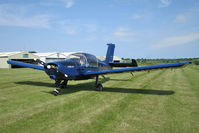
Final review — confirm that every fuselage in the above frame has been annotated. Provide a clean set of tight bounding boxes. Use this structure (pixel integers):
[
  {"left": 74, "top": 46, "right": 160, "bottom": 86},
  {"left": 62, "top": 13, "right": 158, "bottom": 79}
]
[{"left": 44, "top": 52, "right": 112, "bottom": 80}]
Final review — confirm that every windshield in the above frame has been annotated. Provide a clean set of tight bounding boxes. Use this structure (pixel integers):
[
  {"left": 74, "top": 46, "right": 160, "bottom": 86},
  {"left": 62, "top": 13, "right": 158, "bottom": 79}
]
[{"left": 65, "top": 53, "right": 98, "bottom": 67}]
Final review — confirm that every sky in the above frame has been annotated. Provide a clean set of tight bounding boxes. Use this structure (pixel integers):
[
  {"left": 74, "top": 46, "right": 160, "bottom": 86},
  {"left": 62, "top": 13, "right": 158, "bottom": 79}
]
[{"left": 0, "top": 0, "right": 199, "bottom": 59}]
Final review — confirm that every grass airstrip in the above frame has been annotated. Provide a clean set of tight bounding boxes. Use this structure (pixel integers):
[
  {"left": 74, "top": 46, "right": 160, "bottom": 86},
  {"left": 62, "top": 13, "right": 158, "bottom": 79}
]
[{"left": 0, "top": 65, "right": 198, "bottom": 132}]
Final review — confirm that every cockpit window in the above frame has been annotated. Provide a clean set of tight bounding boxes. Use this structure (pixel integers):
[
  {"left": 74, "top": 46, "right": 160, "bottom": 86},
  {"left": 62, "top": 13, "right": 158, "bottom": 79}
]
[
  {"left": 66, "top": 53, "right": 87, "bottom": 66},
  {"left": 65, "top": 53, "right": 98, "bottom": 67},
  {"left": 86, "top": 54, "right": 98, "bottom": 67}
]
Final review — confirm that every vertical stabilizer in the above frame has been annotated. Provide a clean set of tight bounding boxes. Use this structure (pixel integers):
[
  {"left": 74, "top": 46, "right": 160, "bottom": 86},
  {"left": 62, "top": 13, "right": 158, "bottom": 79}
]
[{"left": 105, "top": 43, "right": 115, "bottom": 63}]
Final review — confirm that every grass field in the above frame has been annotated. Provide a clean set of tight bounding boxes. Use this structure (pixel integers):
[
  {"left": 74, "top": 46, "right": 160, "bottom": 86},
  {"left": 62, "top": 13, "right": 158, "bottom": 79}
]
[{"left": 0, "top": 65, "right": 199, "bottom": 133}]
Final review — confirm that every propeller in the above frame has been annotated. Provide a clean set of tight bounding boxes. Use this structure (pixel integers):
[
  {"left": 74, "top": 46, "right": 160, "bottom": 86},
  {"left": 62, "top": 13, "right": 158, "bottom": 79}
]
[
  {"left": 34, "top": 59, "right": 46, "bottom": 66},
  {"left": 34, "top": 59, "right": 68, "bottom": 79},
  {"left": 34, "top": 59, "right": 52, "bottom": 69}
]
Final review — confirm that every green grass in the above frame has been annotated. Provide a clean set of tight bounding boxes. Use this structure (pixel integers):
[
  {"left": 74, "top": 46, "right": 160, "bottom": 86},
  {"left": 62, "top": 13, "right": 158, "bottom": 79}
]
[{"left": 0, "top": 65, "right": 199, "bottom": 133}]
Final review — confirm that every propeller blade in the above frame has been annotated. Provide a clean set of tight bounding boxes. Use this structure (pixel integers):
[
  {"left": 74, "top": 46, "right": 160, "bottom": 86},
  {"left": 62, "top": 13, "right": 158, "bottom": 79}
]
[{"left": 34, "top": 59, "right": 47, "bottom": 66}]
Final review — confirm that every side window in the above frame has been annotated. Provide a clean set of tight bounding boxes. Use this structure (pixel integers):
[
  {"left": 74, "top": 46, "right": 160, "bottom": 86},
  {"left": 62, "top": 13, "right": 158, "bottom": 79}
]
[
  {"left": 23, "top": 54, "right": 29, "bottom": 58},
  {"left": 87, "top": 55, "right": 98, "bottom": 67}
]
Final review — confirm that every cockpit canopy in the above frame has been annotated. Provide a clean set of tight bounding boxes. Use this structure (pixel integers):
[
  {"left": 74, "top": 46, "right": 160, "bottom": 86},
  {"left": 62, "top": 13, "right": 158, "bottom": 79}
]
[{"left": 61, "top": 53, "right": 98, "bottom": 67}]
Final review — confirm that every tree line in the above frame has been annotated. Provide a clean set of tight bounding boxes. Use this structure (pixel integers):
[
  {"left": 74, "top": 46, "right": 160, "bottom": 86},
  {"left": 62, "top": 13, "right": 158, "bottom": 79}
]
[{"left": 121, "top": 58, "right": 199, "bottom": 65}]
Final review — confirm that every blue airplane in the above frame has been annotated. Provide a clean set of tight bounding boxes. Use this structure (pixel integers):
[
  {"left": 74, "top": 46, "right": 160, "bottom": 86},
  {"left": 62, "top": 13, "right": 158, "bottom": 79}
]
[{"left": 7, "top": 44, "right": 191, "bottom": 96}]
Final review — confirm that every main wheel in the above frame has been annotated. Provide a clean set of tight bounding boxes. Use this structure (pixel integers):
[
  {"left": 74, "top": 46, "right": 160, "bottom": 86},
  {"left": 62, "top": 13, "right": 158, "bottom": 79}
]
[{"left": 96, "top": 84, "right": 103, "bottom": 91}]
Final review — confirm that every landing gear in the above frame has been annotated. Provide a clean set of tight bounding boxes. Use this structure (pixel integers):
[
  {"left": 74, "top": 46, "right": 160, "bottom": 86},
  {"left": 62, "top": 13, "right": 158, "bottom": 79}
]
[
  {"left": 53, "top": 88, "right": 60, "bottom": 96},
  {"left": 53, "top": 80, "right": 61, "bottom": 96},
  {"left": 53, "top": 80, "right": 69, "bottom": 96},
  {"left": 61, "top": 80, "right": 68, "bottom": 89},
  {"left": 96, "top": 83, "right": 103, "bottom": 91},
  {"left": 95, "top": 75, "right": 103, "bottom": 91}
]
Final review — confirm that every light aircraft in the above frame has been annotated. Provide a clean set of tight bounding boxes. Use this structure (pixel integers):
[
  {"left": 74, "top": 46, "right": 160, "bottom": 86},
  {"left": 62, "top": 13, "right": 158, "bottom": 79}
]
[{"left": 7, "top": 44, "right": 191, "bottom": 96}]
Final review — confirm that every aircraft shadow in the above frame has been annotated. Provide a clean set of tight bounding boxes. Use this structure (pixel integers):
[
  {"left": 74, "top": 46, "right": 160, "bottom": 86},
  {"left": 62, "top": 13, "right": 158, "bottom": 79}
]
[
  {"left": 108, "top": 79, "right": 130, "bottom": 81},
  {"left": 15, "top": 78, "right": 175, "bottom": 96},
  {"left": 15, "top": 81, "right": 53, "bottom": 87},
  {"left": 102, "top": 88, "right": 174, "bottom": 95}
]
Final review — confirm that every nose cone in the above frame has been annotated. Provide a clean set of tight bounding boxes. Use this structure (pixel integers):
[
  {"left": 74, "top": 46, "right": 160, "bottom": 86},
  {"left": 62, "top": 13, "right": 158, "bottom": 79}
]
[
  {"left": 47, "top": 65, "right": 51, "bottom": 69},
  {"left": 44, "top": 62, "right": 80, "bottom": 80}
]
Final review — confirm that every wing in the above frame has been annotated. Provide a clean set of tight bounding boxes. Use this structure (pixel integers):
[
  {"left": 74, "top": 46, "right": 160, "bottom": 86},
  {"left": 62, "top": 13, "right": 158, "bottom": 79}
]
[
  {"left": 7, "top": 60, "right": 44, "bottom": 71},
  {"left": 83, "top": 61, "right": 191, "bottom": 76}
]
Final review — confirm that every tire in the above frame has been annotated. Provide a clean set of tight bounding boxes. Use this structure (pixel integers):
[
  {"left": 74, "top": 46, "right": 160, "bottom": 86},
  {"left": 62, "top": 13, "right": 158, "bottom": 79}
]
[
  {"left": 53, "top": 91, "right": 59, "bottom": 96},
  {"left": 96, "top": 84, "right": 103, "bottom": 91}
]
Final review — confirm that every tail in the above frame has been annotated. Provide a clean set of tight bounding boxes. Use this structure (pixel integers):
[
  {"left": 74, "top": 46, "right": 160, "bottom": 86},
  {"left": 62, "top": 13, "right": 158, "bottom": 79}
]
[{"left": 105, "top": 43, "right": 115, "bottom": 63}]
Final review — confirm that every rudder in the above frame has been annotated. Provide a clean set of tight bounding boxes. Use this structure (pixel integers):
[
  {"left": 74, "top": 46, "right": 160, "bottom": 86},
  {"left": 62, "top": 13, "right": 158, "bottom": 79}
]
[{"left": 105, "top": 43, "right": 115, "bottom": 63}]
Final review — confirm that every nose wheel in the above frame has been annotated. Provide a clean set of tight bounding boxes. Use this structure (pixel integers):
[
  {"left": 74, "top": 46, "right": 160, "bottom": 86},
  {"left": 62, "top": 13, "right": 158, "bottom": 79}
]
[
  {"left": 53, "top": 80, "right": 61, "bottom": 96},
  {"left": 53, "top": 89, "right": 60, "bottom": 96}
]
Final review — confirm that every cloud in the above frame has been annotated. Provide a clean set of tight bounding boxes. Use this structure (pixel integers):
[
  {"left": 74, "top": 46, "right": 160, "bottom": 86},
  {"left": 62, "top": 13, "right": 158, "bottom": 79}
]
[
  {"left": 64, "top": 27, "right": 77, "bottom": 35},
  {"left": 57, "top": 19, "right": 98, "bottom": 35},
  {"left": 131, "top": 14, "right": 142, "bottom": 20},
  {"left": 104, "top": 27, "right": 136, "bottom": 42},
  {"left": 158, "top": 0, "right": 172, "bottom": 8},
  {"left": 174, "top": 8, "right": 199, "bottom": 23},
  {"left": 63, "top": 0, "right": 75, "bottom": 8},
  {"left": 84, "top": 36, "right": 97, "bottom": 41},
  {"left": 114, "top": 27, "right": 135, "bottom": 37},
  {"left": 39, "top": 0, "right": 75, "bottom": 8},
  {"left": 39, "top": 2, "right": 54, "bottom": 7},
  {"left": 0, "top": 14, "right": 52, "bottom": 28},
  {"left": 154, "top": 33, "right": 199, "bottom": 48},
  {"left": 0, "top": 4, "right": 52, "bottom": 28},
  {"left": 174, "top": 14, "right": 188, "bottom": 23}
]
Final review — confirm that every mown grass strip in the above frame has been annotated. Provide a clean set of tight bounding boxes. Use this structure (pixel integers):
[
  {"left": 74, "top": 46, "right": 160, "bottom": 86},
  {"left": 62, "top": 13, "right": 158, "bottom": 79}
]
[
  {"left": 0, "top": 68, "right": 159, "bottom": 132},
  {"left": 161, "top": 68, "right": 199, "bottom": 133},
  {"left": 0, "top": 67, "right": 198, "bottom": 133},
  {"left": 63, "top": 70, "right": 167, "bottom": 133}
]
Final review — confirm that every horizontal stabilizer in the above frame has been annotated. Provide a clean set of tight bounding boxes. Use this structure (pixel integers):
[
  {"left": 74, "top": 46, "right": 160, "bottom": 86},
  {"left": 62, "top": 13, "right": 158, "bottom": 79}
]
[
  {"left": 109, "top": 59, "right": 138, "bottom": 67},
  {"left": 7, "top": 60, "right": 44, "bottom": 71}
]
